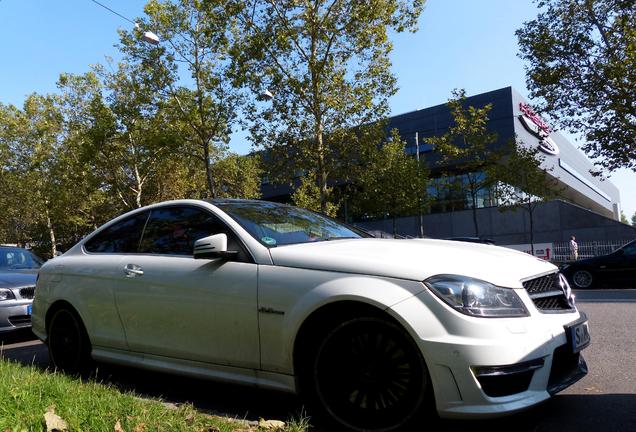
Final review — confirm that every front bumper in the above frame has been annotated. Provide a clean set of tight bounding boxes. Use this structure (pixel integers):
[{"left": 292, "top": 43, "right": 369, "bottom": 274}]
[
  {"left": 0, "top": 301, "right": 33, "bottom": 332},
  {"left": 390, "top": 291, "right": 590, "bottom": 419}
]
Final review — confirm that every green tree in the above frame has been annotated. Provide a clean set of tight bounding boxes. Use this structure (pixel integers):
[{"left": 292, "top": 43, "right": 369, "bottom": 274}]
[
  {"left": 620, "top": 211, "right": 629, "bottom": 224},
  {"left": 631, "top": 211, "right": 636, "bottom": 227},
  {"left": 98, "top": 61, "right": 182, "bottom": 209},
  {"left": 354, "top": 131, "right": 429, "bottom": 236},
  {"left": 291, "top": 172, "right": 338, "bottom": 217},
  {"left": 235, "top": 0, "right": 424, "bottom": 213},
  {"left": 0, "top": 95, "right": 67, "bottom": 256},
  {"left": 56, "top": 72, "right": 130, "bottom": 230},
  {"left": 517, "top": 0, "right": 636, "bottom": 173},
  {"left": 58, "top": 68, "right": 181, "bottom": 213},
  {"left": 119, "top": 0, "right": 244, "bottom": 197},
  {"left": 428, "top": 89, "right": 501, "bottom": 237},
  {"left": 489, "top": 142, "right": 562, "bottom": 256},
  {"left": 212, "top": 153, "right": 263, "bottom": 199}
]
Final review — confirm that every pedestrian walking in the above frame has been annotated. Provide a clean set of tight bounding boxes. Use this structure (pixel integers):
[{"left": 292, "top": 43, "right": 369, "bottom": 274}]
[{"left": 569, "top": 235, "right": 578, "bottom": 260}]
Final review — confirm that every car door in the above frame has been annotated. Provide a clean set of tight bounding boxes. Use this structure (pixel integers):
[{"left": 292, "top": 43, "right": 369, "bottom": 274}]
[
  {"left": 114, "top": 205, "right": 260, "bottom": 369},
  {"left": 612, "top": 242, "right": 636, "bottom": 287},
  {"left": 75, "top": 211, "right": 150, "bottom": 350},
  {"left": 594, "top": 243, "right": 636, "bottom": 287}
]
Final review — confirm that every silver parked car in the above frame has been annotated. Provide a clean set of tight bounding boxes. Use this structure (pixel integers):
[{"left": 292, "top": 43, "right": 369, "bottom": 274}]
[{"left": 0, "top": 246, "right": 42, "bottom": 332}]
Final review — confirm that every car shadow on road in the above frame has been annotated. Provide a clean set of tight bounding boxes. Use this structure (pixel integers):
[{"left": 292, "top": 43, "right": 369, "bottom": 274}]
[
  {"left": 0, "top": 328, "right": 37, "bottom": 346},
  {"left": 435, "top": 394, "right": 636, "bottom": 432},
  {"left": 2, "top": 336, "right": 635, "bottom": 432}
]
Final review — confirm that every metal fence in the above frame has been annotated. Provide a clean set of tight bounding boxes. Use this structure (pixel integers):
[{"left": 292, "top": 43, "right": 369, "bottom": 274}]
[{"left": 552, "top": 240, "right": 631, "bottom": 263}]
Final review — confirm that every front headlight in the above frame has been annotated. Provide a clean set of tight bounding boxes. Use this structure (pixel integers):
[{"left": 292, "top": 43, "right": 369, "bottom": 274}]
[
  {"left": 425, "top": 274, "right": 529, "bottom": 317},
  {"left": 0, "top": 288, "right": 16, "bottom": 301}
]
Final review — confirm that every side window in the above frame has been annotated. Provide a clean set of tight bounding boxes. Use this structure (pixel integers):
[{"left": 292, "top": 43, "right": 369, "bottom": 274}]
[
  {"left": 139, "top": 207, "right": 229, "bottom": 256},
  {"left": 622, "top": 242, "right": 636, "bottom": 257},
  {"left": 84, "top": 212, "right": 149, "bottom": 253}
]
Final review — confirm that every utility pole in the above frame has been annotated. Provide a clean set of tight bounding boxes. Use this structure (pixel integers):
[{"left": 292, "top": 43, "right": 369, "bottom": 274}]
[{"left": 416, "top": 132, "right": 424, "bottom": 238}]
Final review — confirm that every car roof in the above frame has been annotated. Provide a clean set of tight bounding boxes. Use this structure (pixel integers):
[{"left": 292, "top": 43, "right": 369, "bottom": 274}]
[{"left": 0, "top": 246, "right": 30, "bottom": 251}]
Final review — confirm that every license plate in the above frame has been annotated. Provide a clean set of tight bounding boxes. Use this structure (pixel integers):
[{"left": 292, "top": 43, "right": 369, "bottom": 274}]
[
  {"left": 27, "top": 304, "right": 32, "bottom": 315},
  {"left": 567, "top": 320, "right": 590, "bottom": 353}
]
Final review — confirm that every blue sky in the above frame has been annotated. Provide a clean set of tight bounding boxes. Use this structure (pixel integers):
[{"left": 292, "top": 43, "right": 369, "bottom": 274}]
[{"left": 1, "top": 0, "right": 634, "bottom": 219}]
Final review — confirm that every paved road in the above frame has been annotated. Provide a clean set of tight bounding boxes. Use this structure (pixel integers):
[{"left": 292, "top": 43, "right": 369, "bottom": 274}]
[{"left": 2, "top": 289, "right": 635, "bottom": 431}]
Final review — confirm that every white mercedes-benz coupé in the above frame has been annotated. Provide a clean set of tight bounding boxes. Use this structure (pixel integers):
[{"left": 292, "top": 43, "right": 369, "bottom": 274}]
[{"left": 32, "top": 199, "right": 590, "bottom": 431}]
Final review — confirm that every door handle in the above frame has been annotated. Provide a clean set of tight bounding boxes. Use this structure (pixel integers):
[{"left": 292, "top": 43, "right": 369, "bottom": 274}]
[{"left": 124, "top": 264, "right": 144, "bottom": 277}]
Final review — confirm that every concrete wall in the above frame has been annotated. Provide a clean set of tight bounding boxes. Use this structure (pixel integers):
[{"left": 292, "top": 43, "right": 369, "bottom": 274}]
[{"left": 357, "top": 200, "right": 636, "bottom": 244}]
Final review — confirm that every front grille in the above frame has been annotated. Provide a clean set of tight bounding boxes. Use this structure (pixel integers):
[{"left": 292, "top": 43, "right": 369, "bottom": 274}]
[
  {"left": 19, "top": 286, "right": 35, "bottom": 299},
  {"left": 523, "top": 273, "right": 574, "bottom": 313}
]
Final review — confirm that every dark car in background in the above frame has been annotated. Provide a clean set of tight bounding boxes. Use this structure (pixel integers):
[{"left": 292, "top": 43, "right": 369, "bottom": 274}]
[
  {"left": 0, "top": 246, "right": 43, "bottom": 332},
  {"left": 562, "top": 239, "right": 636, "bottom": 289}
]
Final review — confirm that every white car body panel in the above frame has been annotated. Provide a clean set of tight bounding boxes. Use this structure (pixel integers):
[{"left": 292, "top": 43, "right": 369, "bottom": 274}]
[
  {"left": 33, "top": 255, "right": 128, "bottom": 349},
  {"left": 91, "top": 346, "right": 295, "bottom": 393},
  {"left": 116, "top": 254, "right": 259, "bottom": 368},
  {"left": 31, "top": 199, "right": 589, "bottom": 422},
  {"left": 389, "top": 288, "right": 583, "bottom": 417},
  {"left": 269, "top": 238, "right": 554, "bottom": 287},
  {"left": 258, "top": 265, "right": 429, "bottom": 373}
]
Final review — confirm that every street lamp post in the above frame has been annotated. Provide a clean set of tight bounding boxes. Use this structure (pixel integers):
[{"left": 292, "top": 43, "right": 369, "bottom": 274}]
[{"left": 416, "top": 132, "right": 424, "bottom": 238}]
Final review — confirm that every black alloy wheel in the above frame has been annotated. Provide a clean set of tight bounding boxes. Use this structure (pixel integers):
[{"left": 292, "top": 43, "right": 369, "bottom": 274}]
[
  {"left": 572, "top": 270, "right": 593, "bottom": 289},
  {"left": 312, "top": 317, "right": 430, "bottom": 432},
  {"left": 48, "top": 308, "right": 92, "bottom": 374}
]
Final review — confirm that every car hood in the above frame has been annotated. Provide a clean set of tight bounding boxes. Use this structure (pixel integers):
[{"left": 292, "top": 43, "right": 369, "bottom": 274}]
[
  {"left": 269, "top": 238, "right": 556, "bottom": 287},
  {"left": 0, "top": 270, "right": 38, "bottom": 289}
]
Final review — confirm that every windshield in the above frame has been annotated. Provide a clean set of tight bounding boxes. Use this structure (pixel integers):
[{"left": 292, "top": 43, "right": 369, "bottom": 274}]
[
  {"left": 213, "top": 200, "right": 369, "bottom": 247},
  {"left": 0, "top": 248, "right": 43, "bottom": 270}
]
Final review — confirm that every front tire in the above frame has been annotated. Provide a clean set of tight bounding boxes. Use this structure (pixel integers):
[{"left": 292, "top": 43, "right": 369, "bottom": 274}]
[
  {"left": 48, "top": 308, "right": 93, "bottom": 374},
  {"left": 572, "top": 270, "right": 593, "bottom": 289},
  {"left": 309, "top": 317, "right": 431, "bottom": 432}
]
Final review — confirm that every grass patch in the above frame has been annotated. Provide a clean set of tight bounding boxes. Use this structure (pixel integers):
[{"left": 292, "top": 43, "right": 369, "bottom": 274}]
[{"left": 0, "top": 359, "right": 309, "bottom": 431}]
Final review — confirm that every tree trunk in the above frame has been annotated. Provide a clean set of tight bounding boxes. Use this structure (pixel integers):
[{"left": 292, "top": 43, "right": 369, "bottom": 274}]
[
  {"left": 392, "top": 214, "right": 397, "bottom": 237},
  {"left": 133, "top": 164, "right": 143, "bottom": 208},
  {"left": 528, "top": 203, "right": 535, "bottom": 256},
  {"left": 204, "top": 143, "right": 216, "bottom": 198},
  {"left": 44, "top": 200, "right": 57, "bottom": 258},
  {"left": 315, "top": 123, "right": 328, "bottom": 213},
  {"left": 471, "top": 193, "right": 480, "bottom": 237},
  {"left": 129, "top": 134, "right": 143, "bottom": 208}
]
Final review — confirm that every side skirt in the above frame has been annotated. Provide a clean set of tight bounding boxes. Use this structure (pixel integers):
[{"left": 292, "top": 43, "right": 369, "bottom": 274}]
[{"left": 91, "top": 346, "right": 297, "bottom": 394}]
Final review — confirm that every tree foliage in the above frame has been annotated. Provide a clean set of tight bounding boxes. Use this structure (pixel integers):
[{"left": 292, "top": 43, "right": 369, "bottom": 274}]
[
  {"left": 620, "top": 211, "right": 629, "bottom": 224},
  {"left": 291, "top": 172, "right": 339, "bottom": 217},
  {"left": 235, "top": 0, "right": 424, "bottom": 212},
  {"left": 119, "top": 0, "right": 245, "bottom": 197},
  {"left": 489, "top": 141, "right": 563, "bottom": 254},
  {"left": 428, "top": 89, "right": 501, "bottom": 236},
  {"left": 517, "top": 0, "right": 636, "bottom": 172},
  {"left": 354, "top": 131, "right": 429, "bottom": 235}
]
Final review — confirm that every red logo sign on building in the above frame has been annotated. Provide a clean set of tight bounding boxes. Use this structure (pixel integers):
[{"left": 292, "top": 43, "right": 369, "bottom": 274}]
[{"left": 518, "top": 102, "right": 560, "bottom": 155}]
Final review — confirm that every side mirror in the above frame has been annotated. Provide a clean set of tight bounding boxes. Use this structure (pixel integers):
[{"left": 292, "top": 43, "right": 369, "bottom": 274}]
[{"left": 193, "top": 234, "right": 238, "bottom": 260}]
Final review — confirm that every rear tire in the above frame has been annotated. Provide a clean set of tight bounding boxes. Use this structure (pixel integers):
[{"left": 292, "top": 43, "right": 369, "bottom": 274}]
[
  {"left": 305, "top": 316, "right": 432, "bottom": 432},
  {"left": 48, "top": 308, "right": 93, "bottom": 375},
  {"left": 572, "top": 270, "right": 593, "bottom": 289}
]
